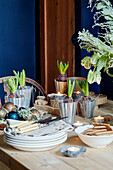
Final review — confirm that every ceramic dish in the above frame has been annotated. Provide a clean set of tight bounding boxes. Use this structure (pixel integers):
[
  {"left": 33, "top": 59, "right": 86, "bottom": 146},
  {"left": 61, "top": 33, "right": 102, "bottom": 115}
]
[
  {"left": 4, "top": 133, "right": 66, "bottom": 145},
  {"left": 4, "top": 134, "right": 67, "bottom": 151},
  {"left": 4, "top": 128, "right": 66, "bottom": 141},
  {"left": 4, "top": 134, "right": 67, "bottom": 147},
  {"left": 12, "top": 145, "right": 58, "bottom": 151},
  {"left": 75, "top": 125, "right": 113, "bottom": 148}
]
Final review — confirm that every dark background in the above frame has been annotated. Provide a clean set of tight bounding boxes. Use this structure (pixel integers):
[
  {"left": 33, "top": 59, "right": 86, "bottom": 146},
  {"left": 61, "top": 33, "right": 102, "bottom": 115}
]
[
  {"left": 75, "top": 0, "right": 113, "bottom": 99},
  {"left": 0, "top": 0, "right": 39, "bottom": 103},
  {"left": 75, "top": 0, "right": 100, "bottom": 94},
  {"left": 0, "top": 0, "right": 113, "bottom": 103}
]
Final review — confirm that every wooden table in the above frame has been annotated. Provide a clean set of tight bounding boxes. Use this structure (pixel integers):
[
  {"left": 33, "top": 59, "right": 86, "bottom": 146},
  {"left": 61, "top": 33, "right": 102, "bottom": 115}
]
[{"left": 1, "top": 101, "right": 113, "bottom": 170}]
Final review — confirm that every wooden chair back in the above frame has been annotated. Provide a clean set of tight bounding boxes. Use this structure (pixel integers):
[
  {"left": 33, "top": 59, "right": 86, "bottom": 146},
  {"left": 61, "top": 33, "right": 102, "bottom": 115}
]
[{"left": 0, "top": 76, "right": 47, "bottom": 97}]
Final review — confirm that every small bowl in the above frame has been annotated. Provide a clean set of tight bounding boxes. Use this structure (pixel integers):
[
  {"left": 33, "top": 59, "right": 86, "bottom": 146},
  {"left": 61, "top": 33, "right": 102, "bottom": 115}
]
[
  {"left": 75, "top": 125, "right": 113, "bottom": 148},
  {"left": 60, "top": 145, "right": 86, "bottom": 157}
]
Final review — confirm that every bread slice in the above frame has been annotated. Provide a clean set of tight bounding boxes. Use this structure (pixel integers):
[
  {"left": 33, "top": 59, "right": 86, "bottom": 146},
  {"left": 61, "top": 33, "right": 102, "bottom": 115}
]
[{"left": 92, "top": 123, "right": 113, "bottom": 131}]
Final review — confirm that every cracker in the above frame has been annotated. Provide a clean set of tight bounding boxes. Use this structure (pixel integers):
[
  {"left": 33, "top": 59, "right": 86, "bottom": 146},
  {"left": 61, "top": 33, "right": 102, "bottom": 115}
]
[
  {"left": 92, "top": 123, "right": 112, "bottom": 131},
  {"left": 93, "top": 126, "right": 106, "bottom": 129},
  {"left": 95, "top": 131, "right": 113, "bottom": 136},
  {"left": 84, "top": 129, "right": 107, "bottom": 135}
]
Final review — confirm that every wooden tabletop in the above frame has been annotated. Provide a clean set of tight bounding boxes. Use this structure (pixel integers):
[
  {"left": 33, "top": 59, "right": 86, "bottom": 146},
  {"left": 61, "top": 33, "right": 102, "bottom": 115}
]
[{"left": 0, "top": 101, "right": 113, "bottom": 170}]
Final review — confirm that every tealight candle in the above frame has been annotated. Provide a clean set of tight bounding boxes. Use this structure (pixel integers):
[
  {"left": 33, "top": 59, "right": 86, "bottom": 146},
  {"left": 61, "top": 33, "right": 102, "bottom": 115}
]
[
  {"left": 56, "top": 92, "right": 64, "bottom": 96},
  {"left": 60, "top": 145, "right": 86, "bottom": 157},
  {"left": 94, "top": 115, "right": 104, "bottom": 123},
  {"left": 76, "top": 91, "right": 81, "bottom": 95},
  {"left": 73, "top": 91, "right": 82, "bottom": 99},
  {"left": 68, "top": 147, "right": 80, "bottom": 152},
  {"left": 73, "top": 121, "right": 83, "bottom": 128},
  {"left": 48, "top": 92, "right": 66, "bottom": 99}
]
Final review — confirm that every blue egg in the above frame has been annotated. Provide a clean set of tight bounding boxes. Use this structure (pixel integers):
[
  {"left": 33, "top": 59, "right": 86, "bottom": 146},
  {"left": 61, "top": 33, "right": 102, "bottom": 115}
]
[{"left": 6, "top": 112, "right": 19, "bottom": 120}]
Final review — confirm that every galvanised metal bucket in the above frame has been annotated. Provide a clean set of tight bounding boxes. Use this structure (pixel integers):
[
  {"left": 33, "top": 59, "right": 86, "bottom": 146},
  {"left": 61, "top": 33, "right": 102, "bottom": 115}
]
[
  {"left": 79, "top": 100, "right": 96, "bottom": 118},
  {"left": 59, "top": 101, "right": 78, "bottom": 124},
  {"left": 5, "top": 95, "right": 24, "bottom": 108},
  {"left": 16, "top": 86, "right": 33, "bottom": 108}
]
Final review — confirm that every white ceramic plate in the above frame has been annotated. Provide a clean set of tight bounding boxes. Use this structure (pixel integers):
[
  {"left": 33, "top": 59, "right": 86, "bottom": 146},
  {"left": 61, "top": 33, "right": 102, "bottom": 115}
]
[
  {"left": 75, "top": 125, "right": 113, "bottom": 148},
  {"left": 13, "top": 145, "right": 58, "bottom": 151},
  {"left": 4, "top": 133, "right": 66, "bottom": 145},
  {"left": 4, "top": 128, "right": 66, "bottom": 141},
  {"left": 4, "top": 135, "right": 67, "bottom": 151}
]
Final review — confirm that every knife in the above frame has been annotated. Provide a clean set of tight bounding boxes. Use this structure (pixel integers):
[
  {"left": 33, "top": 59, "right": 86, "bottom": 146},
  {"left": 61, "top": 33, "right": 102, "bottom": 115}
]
[{"left": 38, "top": 116, "right": 68, "bottom": 124}]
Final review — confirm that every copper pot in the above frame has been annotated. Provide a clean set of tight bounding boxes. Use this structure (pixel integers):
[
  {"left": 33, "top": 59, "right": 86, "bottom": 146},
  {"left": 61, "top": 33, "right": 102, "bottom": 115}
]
[{"left": 54, "top": 79, "right": 67, "bottom": 94}]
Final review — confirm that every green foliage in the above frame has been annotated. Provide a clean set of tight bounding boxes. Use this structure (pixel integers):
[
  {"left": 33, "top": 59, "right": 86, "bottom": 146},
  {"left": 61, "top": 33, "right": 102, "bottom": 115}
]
[
  {"left": 2, "top": 77, "right": 18, "bottom": 94},
  {"left": 13, "top": 69, "right": 26, "bottom": 88},
  {"left": 68, "top": 79, "right": 75, "bottom": 98},
  {"left": 76, "top": 80, "right": 89, "bottom": 97},
  {"left": 77, "top": 0, "right": 113, "bottom": 84},
  {"left": 57, "top": 60, "right": 69, "bottom": 74}
]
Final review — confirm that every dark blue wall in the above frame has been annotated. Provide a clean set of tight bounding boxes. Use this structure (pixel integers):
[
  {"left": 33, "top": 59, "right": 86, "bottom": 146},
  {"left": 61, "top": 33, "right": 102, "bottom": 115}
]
[
  {"left": 81, "top": 0, "right": 100, "bottom": 94},
  {"left": 0, "top": 0, "right": 36, "bottom": 103}
]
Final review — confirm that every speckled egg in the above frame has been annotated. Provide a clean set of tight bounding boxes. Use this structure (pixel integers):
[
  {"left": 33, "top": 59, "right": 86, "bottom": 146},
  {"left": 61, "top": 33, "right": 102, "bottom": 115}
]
[
  {"left": 0, "top": 108, "right": 7, "bottom": 119},
  {"left": 3, "top": 102, "right": 17, "bottom": 112}
]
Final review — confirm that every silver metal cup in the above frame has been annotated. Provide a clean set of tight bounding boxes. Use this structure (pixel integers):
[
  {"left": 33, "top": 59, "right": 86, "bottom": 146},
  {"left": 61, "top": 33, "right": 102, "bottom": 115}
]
[
  {"left": 16, "top": 86, "right": 32, "bottom": 108},
  {"left": 79, "top": 100, "right": 96, "bottom": 118},
  {"left": 59, "top": 101, "right": 78, "bottom": 124}
]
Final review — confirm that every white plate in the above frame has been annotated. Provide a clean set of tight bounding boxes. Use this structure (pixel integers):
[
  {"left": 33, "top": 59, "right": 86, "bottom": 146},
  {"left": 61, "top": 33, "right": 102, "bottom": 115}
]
[
  {"left": 4, "top": 133, "right": 66, "bottom": 145},
  {"left": 4, "top": 134, "right": 67, "bottom": 147},
  {"left": 4, "top": 135, "right": 67, "bottom": 151},
  {"left": 4, "top": 128, "right": 66, "bottom": 141},
  {"left": 13, "top": 145, "right": 58, "bottom": 151}
]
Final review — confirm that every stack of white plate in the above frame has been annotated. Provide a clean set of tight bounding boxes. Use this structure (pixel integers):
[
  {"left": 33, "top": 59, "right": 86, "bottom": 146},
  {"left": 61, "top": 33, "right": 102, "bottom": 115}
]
[{"left": 4, "top": 128, "right": 67, "bottom": 151}]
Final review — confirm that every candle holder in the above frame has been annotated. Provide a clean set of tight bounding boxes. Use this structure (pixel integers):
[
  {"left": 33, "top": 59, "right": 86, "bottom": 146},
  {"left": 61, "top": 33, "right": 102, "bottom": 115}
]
[
  {"left": 47, "top": 93, "right": 66, "bottom": 108},
  {"left": 73, "top": 91, "right": 83, "bottom": 100},
  {"left": 94, "top": 116, "right": 104, "bottom": 123},
  {"left": 72, "top": 121, "right": 89, "bottom": 128},
  {"left": 60, "top": 145, "right": 86, "bottom": 157}
]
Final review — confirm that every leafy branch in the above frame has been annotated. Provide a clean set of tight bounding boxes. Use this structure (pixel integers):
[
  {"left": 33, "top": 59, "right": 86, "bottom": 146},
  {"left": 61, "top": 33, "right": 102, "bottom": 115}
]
[{"left": 77, "top": 0, "right": 113, "bottom": 84}]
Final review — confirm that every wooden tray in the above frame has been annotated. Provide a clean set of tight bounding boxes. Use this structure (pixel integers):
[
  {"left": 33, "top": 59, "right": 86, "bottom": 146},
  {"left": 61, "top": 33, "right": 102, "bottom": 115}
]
[
  {"left": 94, "top": 94, "right": 107, "bottom": 110},
  {"left": 34, "top": 104, "right": 60, "bottom": 115}
]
